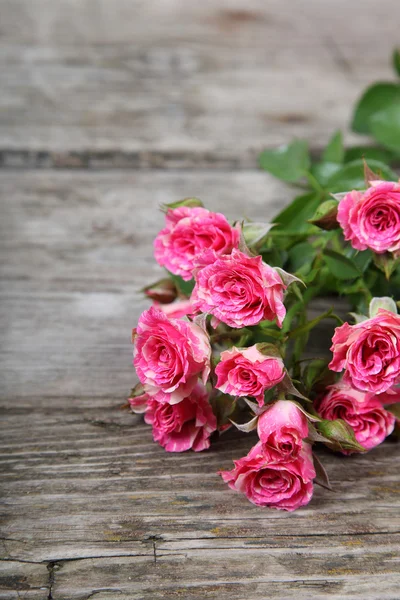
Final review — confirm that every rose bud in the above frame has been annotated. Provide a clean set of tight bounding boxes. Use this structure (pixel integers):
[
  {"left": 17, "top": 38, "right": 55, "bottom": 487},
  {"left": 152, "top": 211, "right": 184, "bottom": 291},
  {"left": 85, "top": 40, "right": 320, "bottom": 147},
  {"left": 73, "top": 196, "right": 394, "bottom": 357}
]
[
  {"left": 337, "top": 180, "right": 400, "bottom": 254},
  {"left": 315, "top": 382, "right": 395, "bottom": 453},
  {"left": 215, "top": 345, "right": 285, "bottom": 407},
  {"left": 144, "top": 278, "right": 177, "bottom": 304},
  {"left": 128, "top": 383, "right": 150, "bottom": 414},
  {"left": 220, "top": 442, "right": 315, "bottom": 511},
  {"left": 144, "top": 383, "right": 217, "bottom": 452},
  {"left": 308, "top": 199, "right": 340, "bottom": 230},
  {"left": 133, "top": 307, "right": 211, "bottom": 404},
  {"left": 257, "top": 400, "right": 309, "bottom": 461},
  {"left": 192, "top": 248, "right": 287, "bottom": 328},
  {"left": 329, "top": 309, "right": 400, "bottom": 394},
  {"left": 154, "top": 206, "right": 240, "bottom": 281}
]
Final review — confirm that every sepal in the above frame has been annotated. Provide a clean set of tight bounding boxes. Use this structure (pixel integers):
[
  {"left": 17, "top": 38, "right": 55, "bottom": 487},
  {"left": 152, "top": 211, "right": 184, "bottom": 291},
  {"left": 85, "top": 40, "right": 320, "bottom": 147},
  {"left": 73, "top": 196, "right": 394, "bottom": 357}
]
[
  {"left": 313, "top": 453, "right": 333, "bottom": 491},
  {"left": 373, "top": 253, "right": 400, "bottom": 280},
  {"left": 242, "top": 221, "right": 275, "bottom": 248},
  {"left": 308, "top": 199, "right": 339, "bottom": 230},
  {"left": 274, "top": 267, "right": 305, "bottom": 288},
  {"left": 316, "top": 419, "right": 365, "bottom": 453},
  {"left": 161, "top": 197, "right": 203, "bottom": 211},
  {"left": 369, "top": 296, "right": 398, "bottom": 318}
]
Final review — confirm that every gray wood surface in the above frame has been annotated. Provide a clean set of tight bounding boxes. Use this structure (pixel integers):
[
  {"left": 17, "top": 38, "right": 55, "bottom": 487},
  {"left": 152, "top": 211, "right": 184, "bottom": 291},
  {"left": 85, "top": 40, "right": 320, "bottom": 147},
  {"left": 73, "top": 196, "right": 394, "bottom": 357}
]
[
  {"left": 1, "top": 2, "right": 400, "bottom": 599},
  {"left": 1, "top": 0, "right": 400, "bottom": 167}
]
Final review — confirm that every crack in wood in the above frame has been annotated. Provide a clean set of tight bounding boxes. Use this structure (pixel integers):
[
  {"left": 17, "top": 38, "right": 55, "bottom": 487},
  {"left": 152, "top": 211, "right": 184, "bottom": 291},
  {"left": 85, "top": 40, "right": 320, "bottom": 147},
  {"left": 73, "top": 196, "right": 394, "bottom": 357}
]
[{"left": 47, "top": 561, "right": 58, "bottom": 600}]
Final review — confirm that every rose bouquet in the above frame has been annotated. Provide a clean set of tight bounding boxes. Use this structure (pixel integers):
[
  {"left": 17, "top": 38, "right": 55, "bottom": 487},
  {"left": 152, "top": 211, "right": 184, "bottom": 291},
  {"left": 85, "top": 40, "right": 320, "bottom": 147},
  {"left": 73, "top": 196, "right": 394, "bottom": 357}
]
[{"left": 129, "top": 54, "right": 400, "bottom": 512}]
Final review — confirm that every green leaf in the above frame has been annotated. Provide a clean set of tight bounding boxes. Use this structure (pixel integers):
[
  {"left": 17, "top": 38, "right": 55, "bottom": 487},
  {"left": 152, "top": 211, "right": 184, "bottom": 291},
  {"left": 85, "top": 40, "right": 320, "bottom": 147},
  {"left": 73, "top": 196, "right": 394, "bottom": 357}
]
[
  {"left": 273, "top": 192, "right": 321, "bottom": 233},
  {"left": 209, "top": 393, "right": 236, "bottom": 429},
  {"left": 370, "top": 104, "right": 400, "bottom": 153},
  {"left": 322, "top": 131, "right": 344, "bottom": 164},
  {"left": 311, "top": 162, "right": 342, "bottom": 187},
  {"left": 344, "top": 146, "right": 396, "bottom": 164},
  {"left": 393, "top": 48, "right": 400, "bottom": 77},
  {"left": 287, "top": 308, "right": 334, "bottom": 340},
  {"left": 325, "top": 159, "right": 398, "bottom": 193},
  {"left": 259, "top": 140, "right": 311, "bottom": 182},
  {"left": 167, "top": 272, "right": 195, "bottom": 297},
  {"left": 346, "top": 248, "right": 373, "bottom": 273},
  {"left": 351, "top": 82, "right": 400, "bottom": 134},
  {"left": 287, "top": 242, "right": 315, "bottom": 272},
  {"left": 303, "top": 358, "right": 330, "bottom": 393},
  {"left": 323, "top": 249, "right": 361, "bottom": 280}
]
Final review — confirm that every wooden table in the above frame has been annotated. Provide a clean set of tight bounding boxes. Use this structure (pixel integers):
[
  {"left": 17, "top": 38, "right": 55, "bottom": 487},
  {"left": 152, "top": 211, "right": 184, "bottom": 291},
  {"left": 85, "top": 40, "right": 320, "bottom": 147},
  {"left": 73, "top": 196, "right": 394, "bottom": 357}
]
[{"left": 1, "top": 1, "right": 399, "bottom": 598}]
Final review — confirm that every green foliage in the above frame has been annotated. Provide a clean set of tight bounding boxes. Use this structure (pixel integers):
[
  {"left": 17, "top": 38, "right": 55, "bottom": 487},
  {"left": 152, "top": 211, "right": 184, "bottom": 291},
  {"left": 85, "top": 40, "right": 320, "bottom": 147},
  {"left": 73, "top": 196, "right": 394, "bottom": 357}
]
[
  {"left": 344, "top": 146, "right": 395, "bottom": 164},
  {"left": 351, "top": 82, "right": 400, "bottom": 134},
  {"left": 324, "top": 159, "right": 398, "bottom": 192},
  {"left": 259, "top": 140, "right": 310, "bottom": 182},
  {"left": 322, "top": 249, "right": 361, "bottom": 280},
  {"left": 167, "top": 272, "right": 195, "bottom": 297},
  {"left": 369, "top": 104, "right": 400, "bottom": 153},
  {"left": 272, "top": 192, "right": 320, "bottom": 233},
  {"left": 393, "top": 48, "right": 400, "bottom": 77},
  {"left": 322, "top": 130, "right": 344, "bottom": 164}
]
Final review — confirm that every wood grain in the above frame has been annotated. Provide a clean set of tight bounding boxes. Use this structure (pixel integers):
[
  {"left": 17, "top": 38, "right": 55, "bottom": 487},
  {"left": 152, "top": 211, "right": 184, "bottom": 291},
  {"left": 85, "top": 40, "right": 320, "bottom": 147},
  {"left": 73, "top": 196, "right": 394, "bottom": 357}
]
[
  {"left": 0, "top": 0, "right": 400, "bottom": 166},
  {"left": 1, "top": 1, "right": 400, "bottom": 597},
  {"left": 1, "top": 171, "right": 399, "bottom": 598}
]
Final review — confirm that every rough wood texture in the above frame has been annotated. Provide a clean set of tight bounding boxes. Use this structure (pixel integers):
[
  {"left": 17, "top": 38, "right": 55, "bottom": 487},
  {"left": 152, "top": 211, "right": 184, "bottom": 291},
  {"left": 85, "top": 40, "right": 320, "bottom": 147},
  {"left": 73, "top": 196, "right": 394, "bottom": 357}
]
[
  {"left": 1, "top": 0, "right": 400, "bottom": 167},
  {"left": 1, "top": 1, "right": 400, "bottom": 598},
  {"left": 1, "top": 172, "right": 399, "bottom": 598}
]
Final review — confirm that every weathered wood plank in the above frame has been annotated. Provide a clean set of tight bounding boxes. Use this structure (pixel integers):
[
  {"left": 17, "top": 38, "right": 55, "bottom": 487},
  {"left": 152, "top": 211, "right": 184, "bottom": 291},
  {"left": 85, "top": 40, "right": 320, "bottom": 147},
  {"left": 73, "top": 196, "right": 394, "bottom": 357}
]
[
  {"left": 1, "top": 397, "right": 399, "bottom": 596},
  {"left": 1, "top": 170, "right": 399, "bottom": 597},
  {"left": 49, "top": 555, "right": 400, "bottom": 600},
  {"left": 0, "top": 0, "right": 399, "bottom": 165},
  {"left": 0, "top": 169, "right": 321, "bottom": 398},
  {"left": 0, "top": 559, "right": 49, "bottom": 599}
]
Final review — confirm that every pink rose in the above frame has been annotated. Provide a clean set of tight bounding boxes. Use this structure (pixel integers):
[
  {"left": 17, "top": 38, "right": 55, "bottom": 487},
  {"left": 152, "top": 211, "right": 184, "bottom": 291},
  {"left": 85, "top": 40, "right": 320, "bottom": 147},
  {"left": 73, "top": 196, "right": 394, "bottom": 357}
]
[
  {"left": 220, "top": 442, "right": 315, "bottom": 511},
  {"left": 337, "top": 180, "right": 400, "bottom": 254},
  {"left": 144, "top": 383, "right": 217, "bottom": 452},
  {"left": 315, "top": 382, "right": 395, "bottom": 452},
  {"left": 154, "top": 206, "right": 240, "bottom": 281},
  {"left": 215, "top": 345, "right": 285, "bottom": 406},
  {"left": 257, "top": 400, "right": 309, "bottom": 461},
  {"left": 192, "top": 249, "right": 286, "bottom": 328},
  {"left": 133, "top": 307, "right": 211, "bottom": 404},
  {"left": 329, "top": 309, "right": 400, "bottom": 394},
  {"left": 377, "top": 386, "right": 400, "bottom": 406},
  {"left": 153, "top": 299, "right": 197, "bottom": 319},
  {"left": 128, "top": 391, "right": 150, "bottom": 414}
]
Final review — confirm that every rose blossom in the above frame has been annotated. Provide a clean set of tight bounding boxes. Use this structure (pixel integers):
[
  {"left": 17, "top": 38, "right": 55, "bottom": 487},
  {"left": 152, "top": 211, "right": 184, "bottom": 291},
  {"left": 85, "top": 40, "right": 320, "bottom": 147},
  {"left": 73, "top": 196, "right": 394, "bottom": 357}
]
[
  {"left": 315, "top": 382, "right": 395, "bottom": 452},
  {"left": 128, "top": 391, "right": 150, "bottom": 414},
  {"left": 337, "top": 180, "right": 400, "bottom": 254},
  {"left": 153, "top": 299, "right": 197, "bottom": 319},
  {"left": 144, "top": 383, "right": 217, "bottom": 452},
  {"left": 154, "top": 206, "right": 239, "bottom": 281},
  {"left": 377, "top": 386, "right": 400, "bottom": 406},
  {"left": 257, "top": 400, "right": 309, "bottom": 461},
  {"left": 329, "top": 309, "right": 400, "bottom": 394},
  {"left": 192, "top": 248, "right": 286, "bottom": 328},
  {"left": 220, "top": 442, "right": 315, "bottom": 511},
  {"left": 215, "top": 345, "right": 285, "bottom": 406},
  {"left": 133, "top": 307, "right": 211, "bottom": 404}
]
